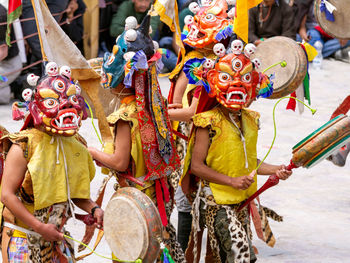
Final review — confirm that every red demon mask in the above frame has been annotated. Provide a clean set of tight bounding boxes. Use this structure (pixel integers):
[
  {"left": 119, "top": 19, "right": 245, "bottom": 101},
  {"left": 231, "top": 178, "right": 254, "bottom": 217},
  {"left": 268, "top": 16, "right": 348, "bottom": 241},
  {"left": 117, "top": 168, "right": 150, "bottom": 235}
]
[
  {"left": 206, "top": 53, "right": 261, "bottom": 110},
  {"left": 28, "top": 74, "right": 84, "bottom": 136}
]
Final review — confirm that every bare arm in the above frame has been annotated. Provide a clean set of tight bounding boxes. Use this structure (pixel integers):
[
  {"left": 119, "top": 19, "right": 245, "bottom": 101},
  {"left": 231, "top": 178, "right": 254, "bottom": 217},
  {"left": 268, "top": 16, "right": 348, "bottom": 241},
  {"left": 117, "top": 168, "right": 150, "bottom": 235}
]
[
  {"left": 256, "top": 159, "right": 292, "bottom": 180},
  {"left": 168, "top": 97, "right": 198, "bottom": 122},
  {"left": 1, "top": 144, "right": 63, "bottom": 241},
  {"left": 191, "top": 127, "right": 255, "bottom": 190},
  {"left": 172, "top": 71, "right": 189, "bottom": 104},
  {"left": 89, "top": 120, "right": 131, "bottom": 172},
  {"left": 298, "top": 15, "right": 310, "bottom": 42},
  {"left": 73, "top": 198, "right": 103, "bottom": 229},
  {"left": 0, "top": 44, "right": 8, "bottom": 61}
]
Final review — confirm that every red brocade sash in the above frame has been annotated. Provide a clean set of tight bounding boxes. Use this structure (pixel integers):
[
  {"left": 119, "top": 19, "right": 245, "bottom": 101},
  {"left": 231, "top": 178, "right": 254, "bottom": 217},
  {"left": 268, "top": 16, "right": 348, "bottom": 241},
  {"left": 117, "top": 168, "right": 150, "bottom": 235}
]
[{"left": 134, "top": 66, "right": 180, "bottom": 225}]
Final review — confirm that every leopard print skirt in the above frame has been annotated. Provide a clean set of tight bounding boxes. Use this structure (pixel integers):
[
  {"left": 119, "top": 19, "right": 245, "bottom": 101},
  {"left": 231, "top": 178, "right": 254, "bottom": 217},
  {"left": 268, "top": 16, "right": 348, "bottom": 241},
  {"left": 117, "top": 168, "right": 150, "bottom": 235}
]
[{"left": 191, "top": 187, "right": 254, "bottom": 263}]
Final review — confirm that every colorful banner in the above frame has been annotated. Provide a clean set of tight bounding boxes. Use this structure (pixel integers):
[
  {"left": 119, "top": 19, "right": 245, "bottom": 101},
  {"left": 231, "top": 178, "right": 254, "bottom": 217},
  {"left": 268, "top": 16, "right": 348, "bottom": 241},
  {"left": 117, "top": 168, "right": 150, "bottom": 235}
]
[
  {"left": 6, "top": 0, "right": 22, "bottom": 46},
  {"left": 234, "top": 0, "right": 262, "bottom": 43}
]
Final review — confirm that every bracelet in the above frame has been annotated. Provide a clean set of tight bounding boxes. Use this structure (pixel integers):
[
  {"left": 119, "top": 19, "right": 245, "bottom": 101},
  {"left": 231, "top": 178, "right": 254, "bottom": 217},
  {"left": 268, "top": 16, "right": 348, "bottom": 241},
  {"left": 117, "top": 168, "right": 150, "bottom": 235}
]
[
  {"left": 260, "top": 38, "right": 264, "bottom": 41},
  {"left": 91, "top": 205, "right": 100, "bottom": 217}
]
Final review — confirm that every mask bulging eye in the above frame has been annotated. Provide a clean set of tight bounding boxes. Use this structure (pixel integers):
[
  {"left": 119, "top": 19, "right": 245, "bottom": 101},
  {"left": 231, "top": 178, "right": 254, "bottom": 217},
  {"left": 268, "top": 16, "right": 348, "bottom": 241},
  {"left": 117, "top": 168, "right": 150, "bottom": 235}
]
[
  {"left": 232, "top": 58, "right": 243, "bottom": 71},
  {"left": 54, "top": 80, "right": 65, "bottom": 92},
  {"left": 43, "top": 98, "right": 59, "bottom": 109},
  {"left": 69, "top": 95, "right": 79, "bottom": 104},
  {"left": 219, "top": 72, "right": 232, "bottom": 82},
  {"left": 242, "top": 73, "right": 251, "bottom": 83},
  {"left": 205, "top": 13, "right": 215, "bottom": 22}
]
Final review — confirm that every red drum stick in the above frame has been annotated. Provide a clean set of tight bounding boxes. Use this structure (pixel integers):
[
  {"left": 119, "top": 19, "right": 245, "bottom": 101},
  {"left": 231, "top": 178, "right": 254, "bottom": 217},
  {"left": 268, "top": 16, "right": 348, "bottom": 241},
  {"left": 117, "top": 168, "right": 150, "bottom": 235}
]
[{"left": 237, "top": 161, "right": 297, "bottom": 212}]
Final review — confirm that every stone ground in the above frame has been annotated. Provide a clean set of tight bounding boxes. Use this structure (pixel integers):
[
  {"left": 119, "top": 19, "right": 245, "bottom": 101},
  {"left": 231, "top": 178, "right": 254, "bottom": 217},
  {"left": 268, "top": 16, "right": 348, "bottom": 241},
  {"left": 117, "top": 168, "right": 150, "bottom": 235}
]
[{"left": 0, "top": 58, "right": 349, "bottom": 262}]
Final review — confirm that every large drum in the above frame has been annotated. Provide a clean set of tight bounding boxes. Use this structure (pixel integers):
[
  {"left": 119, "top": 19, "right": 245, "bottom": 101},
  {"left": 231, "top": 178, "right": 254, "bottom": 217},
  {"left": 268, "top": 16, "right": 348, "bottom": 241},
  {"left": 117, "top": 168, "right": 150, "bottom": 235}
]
[
  {"left": 314, "top": 0, "right": 350, "bottom": 39},
  {"left": 292, "top": 114, "right": 350, "bottom": 168},
  {"left": 252, "top": 36, "right": 307, "bottom": 99},
  {"left": 104, "top": 187, "right": 163, "bottom": 263},
  {"left": 239, "top": 114, "right": 350, "bottom": 211},
  {"left": 82, "top": 58, "right": 118, "bottom": 118}
]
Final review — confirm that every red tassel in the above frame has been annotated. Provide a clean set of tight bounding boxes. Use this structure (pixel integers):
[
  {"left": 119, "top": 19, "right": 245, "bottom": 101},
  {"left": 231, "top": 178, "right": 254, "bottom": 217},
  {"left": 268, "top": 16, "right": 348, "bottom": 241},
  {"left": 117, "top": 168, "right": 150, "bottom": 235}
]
[
  {"left": 160, "top": 178, "right": 170, "bottom": 203},
  {"left": 286, "top": 92, "right": 297, "bottom": 111},
  {"left": 155, "top": 180, "right": 168, "bottom": 226},
  {"left": 330, "top": 95, "right": 350, "bottom": 120}
]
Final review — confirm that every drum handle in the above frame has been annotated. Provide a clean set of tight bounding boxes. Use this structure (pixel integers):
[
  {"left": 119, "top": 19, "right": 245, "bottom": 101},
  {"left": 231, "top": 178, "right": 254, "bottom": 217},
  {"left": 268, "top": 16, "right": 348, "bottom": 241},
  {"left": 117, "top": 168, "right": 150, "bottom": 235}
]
[{"left": 237, "top": 160, "right": 297, "bottom": 212}]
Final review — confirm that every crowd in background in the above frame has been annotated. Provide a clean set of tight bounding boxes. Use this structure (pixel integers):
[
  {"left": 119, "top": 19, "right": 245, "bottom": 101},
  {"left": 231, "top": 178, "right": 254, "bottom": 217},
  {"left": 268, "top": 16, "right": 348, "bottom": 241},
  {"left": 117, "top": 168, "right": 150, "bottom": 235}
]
[{"left": 0, "top": 0, "right": 350, "bottom": 105}]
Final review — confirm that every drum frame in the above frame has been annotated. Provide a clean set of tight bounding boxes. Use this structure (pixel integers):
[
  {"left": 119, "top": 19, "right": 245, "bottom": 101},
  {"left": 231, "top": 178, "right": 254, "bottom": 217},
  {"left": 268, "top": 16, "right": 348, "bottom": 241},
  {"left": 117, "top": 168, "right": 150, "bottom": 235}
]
[
  {"left": 104, "top": 187, "right": 163, "bottom": 263},
  {"left": 252, "top": 36, "right": 307, "bottom": 99},
  {"left": 292, "top": 115, "right": 350, "bottom": 168},
  {"left": 314, "top": 0, "right": 350, "bottom": 39}
]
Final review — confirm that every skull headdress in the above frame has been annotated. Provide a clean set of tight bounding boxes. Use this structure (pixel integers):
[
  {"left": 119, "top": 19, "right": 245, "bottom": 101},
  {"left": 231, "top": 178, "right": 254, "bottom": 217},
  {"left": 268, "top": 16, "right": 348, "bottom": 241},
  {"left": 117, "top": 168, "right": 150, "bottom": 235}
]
[
  {"left": 20, "top": 63, "right": 87, "bottom": 136},
  {"left": 101, "top": 15, "right": 157, "bottom": 89},
  {"left": 185, "top": 41, "right": 274, "bottom": 110}
]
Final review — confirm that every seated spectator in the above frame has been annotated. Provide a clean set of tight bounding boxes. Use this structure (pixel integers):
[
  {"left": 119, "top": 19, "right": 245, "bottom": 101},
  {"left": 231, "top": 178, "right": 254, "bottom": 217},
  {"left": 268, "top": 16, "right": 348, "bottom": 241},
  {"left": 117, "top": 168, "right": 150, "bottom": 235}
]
[
  {"left": 109, "top": 0, "right": 161, "bottom": 40},
  {"left": 249, "top": 0, "right": 296, "bottom": 46},
  {"left": 295, "top": 0, "right": 350, "bottom": 59},
  {"left": 0, "top": 4, "right": 22, "bottom": 104}
]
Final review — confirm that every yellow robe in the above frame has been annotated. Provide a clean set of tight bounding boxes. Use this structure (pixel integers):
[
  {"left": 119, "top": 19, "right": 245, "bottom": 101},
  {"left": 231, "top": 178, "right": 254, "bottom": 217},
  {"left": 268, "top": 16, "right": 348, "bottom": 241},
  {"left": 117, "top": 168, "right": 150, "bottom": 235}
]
[
  {"left": 182, "top": 107, "right": 260, "bottom": 204},
  {"left": 0, "top": 128, "right": 95, "bottom": 228}
]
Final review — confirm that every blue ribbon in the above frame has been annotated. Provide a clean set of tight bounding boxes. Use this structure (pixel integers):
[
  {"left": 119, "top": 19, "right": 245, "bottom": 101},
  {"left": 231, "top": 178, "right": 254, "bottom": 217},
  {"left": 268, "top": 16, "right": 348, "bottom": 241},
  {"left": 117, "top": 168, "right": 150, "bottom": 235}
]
[{"left": 320, "top": 0, "right": 335, "bottom": 22}]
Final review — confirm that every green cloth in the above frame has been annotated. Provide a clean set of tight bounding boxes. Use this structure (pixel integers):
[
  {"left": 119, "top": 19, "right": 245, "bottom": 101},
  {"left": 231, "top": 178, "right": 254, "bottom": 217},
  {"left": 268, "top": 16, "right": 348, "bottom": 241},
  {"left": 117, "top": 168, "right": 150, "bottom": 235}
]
[
  {"left": 179, "top": 8, "right": 193, "bottom": 31},
  {"left": 109, "top": 0, "right": 160, "bottom": 39}
]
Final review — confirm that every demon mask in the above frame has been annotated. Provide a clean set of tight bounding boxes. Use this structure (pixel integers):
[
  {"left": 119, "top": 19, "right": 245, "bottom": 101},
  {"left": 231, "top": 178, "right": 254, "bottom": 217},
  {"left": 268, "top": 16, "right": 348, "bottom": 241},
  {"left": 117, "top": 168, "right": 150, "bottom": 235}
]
[
  {"left": 101, "top": 15, "right": 156, "bottom": 89},
  {"left": 182, "top": 0, "right": 234, "bottom": 50},
  {"left": 204, "top": 42, "right": 272, "bottom": 110},
  {"left": 25, "top": 64, "right": 85, "bottom": 136}
]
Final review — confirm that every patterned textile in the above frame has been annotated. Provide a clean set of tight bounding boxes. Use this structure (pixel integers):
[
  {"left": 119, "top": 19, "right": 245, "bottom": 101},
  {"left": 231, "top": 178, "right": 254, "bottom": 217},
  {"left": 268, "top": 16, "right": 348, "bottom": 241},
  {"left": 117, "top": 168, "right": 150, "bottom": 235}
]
[
  {"left": 148, "top": 66, "right": 174, "bottom": 164},
  {"left": 8, "top": 237, "right": 29, "bottom": 263},
  {"left": 134, "top": 68, "right": 179, "bottom": 181}
]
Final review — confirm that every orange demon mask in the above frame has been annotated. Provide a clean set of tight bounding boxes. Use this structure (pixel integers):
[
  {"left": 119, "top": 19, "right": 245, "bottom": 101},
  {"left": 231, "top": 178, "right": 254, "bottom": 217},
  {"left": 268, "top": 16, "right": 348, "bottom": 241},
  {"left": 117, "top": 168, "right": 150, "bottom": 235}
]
[
  {"left": 182, "top": 0, "right": 234, "bottom": 50},
  {"left": 201, "top": 41, "right": 273, "bottom": 110}
]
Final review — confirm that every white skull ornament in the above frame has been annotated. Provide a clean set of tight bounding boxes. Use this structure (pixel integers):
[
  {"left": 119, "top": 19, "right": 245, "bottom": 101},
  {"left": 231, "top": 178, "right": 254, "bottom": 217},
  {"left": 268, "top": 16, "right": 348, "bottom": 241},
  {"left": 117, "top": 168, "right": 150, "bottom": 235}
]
[
  {"left": 27, "top": 73, "right": 40, "bottom": 86},
  {"left": 59, "top": 65, "right": 71, "bottom": 79},
  {"left": 226, "top": 0, "right": 236, "bottom": 5},
  {"left": 213, "top": 43, "right": 226, "bottom": 57},
  {"left": 231, "top": 40, "right": 244, "bottom": 55},
  {"left": 203, "top": 58, "right": 215, "bottom": 69},
  {"left": 251, "top": 58, "right": 261, "bottom": 69},
  {"left": 45, "top": 62, "right": 59, "bottom": 76},
  {"left": 189, "top": 2, "right": 200, "bottom": 14},
  {"left": 227, "top": 7, "right": 235, "bottom": 18},
  {"left": 184, "top": 15, "right": 194, "bottom": 25},
  {"left": 201, "top": 0, "right": 211, "bottom": 6},
  {"left": 124, "top": 29, "right": 137, "bottom": 42},
  {"left": 153, "top": 41, "right": 159, "bottom": 52},
  {"left": 75, "top": 83, "right": 82, "bottom": 95},
  {"left": 123, "top": 51, "right": 136, "bottom": 61},
  {"left": 244, "top": 43, "right": 256, "bottom": 58},
  {"left": 22, "top": 88, "right": 33, "bottom": 102},
  {"left": 125, "top": 16, "right": 138, "bottom": 30}
]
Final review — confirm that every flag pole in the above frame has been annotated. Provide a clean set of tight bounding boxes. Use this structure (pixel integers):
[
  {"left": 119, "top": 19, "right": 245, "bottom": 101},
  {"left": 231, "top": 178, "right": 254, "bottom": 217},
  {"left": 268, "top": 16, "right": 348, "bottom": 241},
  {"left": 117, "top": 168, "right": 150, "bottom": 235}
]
[{"left": 30, "top": 0, "right": 48, "bottom": 62}]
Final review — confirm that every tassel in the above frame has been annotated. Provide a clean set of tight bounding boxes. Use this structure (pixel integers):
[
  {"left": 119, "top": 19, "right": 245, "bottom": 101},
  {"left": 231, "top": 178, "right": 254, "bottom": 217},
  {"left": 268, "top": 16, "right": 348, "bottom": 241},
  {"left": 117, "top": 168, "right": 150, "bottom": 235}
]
[
  {"left": 320, "top": 0, "right": 336, "bottom": 22},
  {"left": 286, "top": 91, "right": 297, "bottom": 111},
  {"left": 303, "top": 73, "right": 311, "bottom": 105},
  {"left": 161, "top": 247, "right": 175, "bottom": 263}
]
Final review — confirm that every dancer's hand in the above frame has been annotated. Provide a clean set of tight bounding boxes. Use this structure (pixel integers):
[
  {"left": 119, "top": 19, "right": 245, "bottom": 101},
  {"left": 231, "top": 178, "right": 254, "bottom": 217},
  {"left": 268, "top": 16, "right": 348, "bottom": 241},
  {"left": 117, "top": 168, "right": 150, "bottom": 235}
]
[
  {"left": 276, "top": 165, "right": 292, "bottom": 180},
  {"left": 93, "top": 208, "right": 104, "bottom": 229},
  {"left": 88, "top": 147, "right": 103, "bottom": 166},
  {"left": 35, "top": 223, "right": 64, "bottom": 242},
  {"left": 168, "top": 103, "right": 183, "bottom": 109},
  {"left": 231, "top": 171, "right": 255, "bottom": 190}
]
